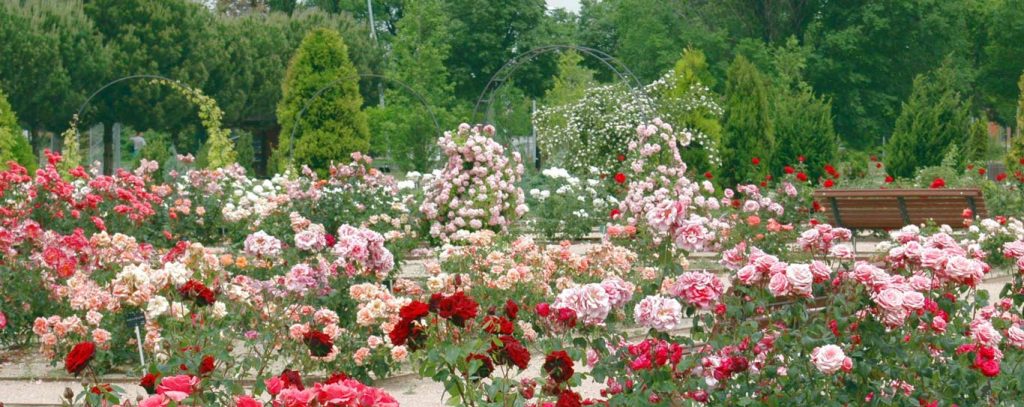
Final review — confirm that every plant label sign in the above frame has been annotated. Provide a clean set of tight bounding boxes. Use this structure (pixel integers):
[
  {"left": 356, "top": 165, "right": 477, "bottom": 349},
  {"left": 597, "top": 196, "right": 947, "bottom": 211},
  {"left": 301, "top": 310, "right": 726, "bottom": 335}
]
[{"left": 125, "top": 310, "right": 146, "bottom": 329}]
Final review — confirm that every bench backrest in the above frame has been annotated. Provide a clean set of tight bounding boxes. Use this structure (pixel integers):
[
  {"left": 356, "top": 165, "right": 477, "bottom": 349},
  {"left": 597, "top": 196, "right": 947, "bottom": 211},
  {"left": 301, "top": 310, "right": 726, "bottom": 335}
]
[{"left": 813, "top": 188, "right": 986, "bottom": 230}]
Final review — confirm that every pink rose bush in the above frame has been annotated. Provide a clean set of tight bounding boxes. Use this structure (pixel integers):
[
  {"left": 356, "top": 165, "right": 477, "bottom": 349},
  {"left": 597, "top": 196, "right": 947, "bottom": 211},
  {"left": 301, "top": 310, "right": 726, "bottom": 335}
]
[{"left": 420, "top": 124, "right": 527, "bottom": 242}]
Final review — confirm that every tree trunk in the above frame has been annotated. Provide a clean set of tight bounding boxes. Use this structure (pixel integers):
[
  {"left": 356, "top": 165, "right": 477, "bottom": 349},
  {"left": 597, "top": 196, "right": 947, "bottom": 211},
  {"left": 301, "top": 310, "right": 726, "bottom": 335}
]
[{"left": 103, "top": 121, "right": 113, "bottom": 175}]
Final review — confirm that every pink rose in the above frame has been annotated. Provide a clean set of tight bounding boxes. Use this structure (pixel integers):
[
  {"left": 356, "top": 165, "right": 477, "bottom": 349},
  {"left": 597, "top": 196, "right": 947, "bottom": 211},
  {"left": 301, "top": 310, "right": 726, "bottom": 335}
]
[
  {"left": 768, "top": 273, "right": 790, "bottom": 297},
  {"left": 810, "top": 344, "right": 846, "bottom": 374},
  {"left": 671, "top": 271, "right": 724, "bottom": 308},
  {"left": 908, "top": 275, "right": 932, "bottom": 291},
  {"left": 634, "top": 295, "right": 682, "bottom": 332},
  {"left": 736, "top": 265, "right": 761, "bottom": 285},
  {"left": 809, "top": 261, "right": 831, "bottom": 283},
  {"left": 279, "top": 388, "right": 316, "bottom": 407},
  {"left": 875, "top": 288, "right": 905, "bottom": 312},
  {"left": 156, "top": 375, "right": 198, "bottom": 402},
  {"left": 1006, "top": 325, "right": 1024, "bottom": 348},
  {"left": 785, "top": 264, "right": 813, "bottom": 297},
  {"left": 919, "top": 248, "right": 947, "bottom": 270},
  {"left": 139, "top": 395, "right": 169, "bottom": 407},
  {"left": 235, "top": 396, "right": 262, "bottom": 407},
  {"left": 265, "top": 376, "right": 284, "bottom": 395},
  {"left": 902, "top": 291, "right": 925, "bottom": 310},
  {"left": 601, "top": 276, "right": 636, "bottom": 308},
  {"left": 315, "top": 382, "right": 358, "bottom": 405}
]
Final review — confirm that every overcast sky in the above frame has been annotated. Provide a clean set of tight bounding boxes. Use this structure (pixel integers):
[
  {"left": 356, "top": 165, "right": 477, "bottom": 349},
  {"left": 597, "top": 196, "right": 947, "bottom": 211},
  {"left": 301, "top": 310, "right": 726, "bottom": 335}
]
[{"left": 546, "top": 0, "right": 581, "bottom": 13}]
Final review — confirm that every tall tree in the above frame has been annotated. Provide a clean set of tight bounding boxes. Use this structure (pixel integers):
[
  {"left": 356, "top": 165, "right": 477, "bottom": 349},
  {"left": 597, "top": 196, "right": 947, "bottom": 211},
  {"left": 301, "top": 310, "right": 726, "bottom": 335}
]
[
  {"left": 274, "top": 28, "right": 370, "bottom": 175},
  {"left": 0, "top": 88, "right": 36, "bottom": 171},
  {"left": 84, "top": 0, "right": 221, "bottom": 173},
  {"left": 979, "top": 0, "right": 1024, "bottom": 124},
  {"left": 805, "top": 0, "right": 967, "bottom": 148},
  {"left": 651, "top": 48, "right": 723, "bottom": 174},
  {"left": 884, "top": 60, "right": 971, "bottom": 178},
  {"left": 442, "top": 0, "right": 546, "bottom": 101},
  {"left": 722, "top": 55, "right": 774, "bottom": 185},
  {"left": 1007, "top": 72, "right": 1024, "bottom": 171},
  {"left": 371, "top": 0, "right": 454, "bottom": 172}
]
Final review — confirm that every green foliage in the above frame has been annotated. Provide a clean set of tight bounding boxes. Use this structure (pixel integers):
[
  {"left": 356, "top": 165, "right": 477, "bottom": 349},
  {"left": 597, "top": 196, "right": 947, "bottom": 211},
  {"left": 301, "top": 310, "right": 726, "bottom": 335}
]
[
  {"left": 722, "top": 55, "right": 774, "bottom": 185},
  {"left": 1008, "top": 72, "right": 1024, "bottom": 173},
  {"left": 885, "top": 60, "right": 971, "bottom": 178},
  {"left": 979, "top": 0, "right": 1024, "bottom": 123},
  {"left": 233, "top": 129, "right": 255, "bottom": 173},
  {"left": 768, "top": 38, "right": 838, "bottom": 181},
  {"left": 138, "top": 130, "right": 172, "bottom": 169},
  {"left": 964, "top": 118, "right": 990, "bottom": 163},
  {"left": 805, "top": 0, "right": 968, "bottom": 148},
  {"left": 544, "top": 51, "right": 596, "bottom": 107},
  {"left": 0, "top": 89, "right": 35, "bottom": 171},
  {"left": 276, "top": 28, "right": 370, "bottom": 175},
  {"left": 372, "top": 0, "right": 453, "bottom": 172}
]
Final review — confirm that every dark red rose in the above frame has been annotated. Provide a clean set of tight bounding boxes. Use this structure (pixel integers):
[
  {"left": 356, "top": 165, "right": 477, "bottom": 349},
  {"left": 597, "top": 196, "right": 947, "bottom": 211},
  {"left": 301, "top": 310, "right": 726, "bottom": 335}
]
[
  {"left": 140, "top": 372, "right": 160, "bottom": 394},
  {"left": 930, "top": 178, "right": 946, "bottom": 189},
  {"left": 482, "top": 316, "right": 514, "bottom": 335},
  {"left": 784, "top": 165, "right": 794, "bottom": 174},
  {"left": 428, "top": 293, "right": 445, "bottom": 313},
  {"left": 178, "top": 279, "right": 216, "bottom": 306},
  {"left": 796, "top": 172, "right": 808, "bottom": 182},
  {"left": 324, "top": 234, "right": 336, "bottom": 247},
  {"left": 504, "top": 300, "right": 519, "bottom": 320},
  {"left": 325, "top": 372, "right": 348, "bottom": 384},
  {"left": 556, "top": 389, "right": 582, "bottom": 407},
  {"left": 616, "top": 154, "right": 625, "bottom": 162},
  {"left": 543, "top": 350, "right": 574, "bottom": 384},
  {"left": 437, "top": 292, "right": 479, "bottom": 327},
  {"left": 613, "top": 172, "right": 626, "bottom": 184},
  {"left": 556, "top": 308, "right": 577, "bottom": 328},
  {"left": 65, "top": 341, "right": 96, "bottom": 374},
  {"left": 823, "top": 179, "right": 834, "bottom": 188},
  {"left": 704, "top": 171, "right": 713, "bottom": 180},
  {"left": 280, "top": 369, "right": 304, "bottom": 390},
  {"left": 751, "top": 157, "right": 760, "bottom": 165},
  {"left": 466, "top": 353, "right": 494, "bottom": 379},
  {"left": 885, "top": 175, "right": 894, "bottom": 183},
  {"left": 303, "top": 330, "right": 334, "bottom": 357},
  {"left": 535, "top": 303, "right": 550, "bottom": 317},
  {"left": 199, "top": 355, "right": 215, "bottom": 375},
  {"left": 399, "top": 301, "right": 430, "bottom": 321},
  {"left": 389, "top": 320, "right": 412, "bottom": 346},
  {"left": 609, "top": 208, "right": 621, "bottom": 219},
  {"left": 490, "top": 335, "right": 530, "bottom": 370},
  {"left": 997, "top": 172, "right": 1008, "bottom": 181}
]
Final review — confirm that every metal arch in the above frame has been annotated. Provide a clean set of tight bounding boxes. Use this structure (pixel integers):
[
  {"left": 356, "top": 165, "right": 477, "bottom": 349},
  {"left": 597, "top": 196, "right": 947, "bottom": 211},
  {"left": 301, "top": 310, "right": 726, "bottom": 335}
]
[
  {"left": 287, "top": 73, "right": 444, "bottom": 162},
  {"left": 75, "top": 74, "right": 191, "bottom": 121},
  {"left": 471, "top": 45, "right": 647, "bottom": 123}
]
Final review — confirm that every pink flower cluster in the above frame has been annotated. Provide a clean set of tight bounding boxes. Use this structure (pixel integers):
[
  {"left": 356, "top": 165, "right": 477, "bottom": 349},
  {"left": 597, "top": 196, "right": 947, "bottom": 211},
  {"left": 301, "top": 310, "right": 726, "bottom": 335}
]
[
  {"left": 633, "top": 295, "right": 683, "bottom": 332},
  {"left": 420, "top": 124, "right": 527, "bottom": 241},
  {"left": 243, "top": 230, "right": 282, "bottom": 258},
  {"left": 810, "top": 344, "right": 852, "bottom": 374},
  {"left": 333, "top": 225, "right": 394, "bottom": 280},
  {"left": 730, "top": 243, "right": 831, "bottom": 298},
  {"left": 795, "top": 223, "right": 852, "bottom": 254},
  {"left": 667, "top": 271, "right": 724, "bottom": 308},
  {"left": 886, "top": 232, "right": 988, "bottom": 287}
]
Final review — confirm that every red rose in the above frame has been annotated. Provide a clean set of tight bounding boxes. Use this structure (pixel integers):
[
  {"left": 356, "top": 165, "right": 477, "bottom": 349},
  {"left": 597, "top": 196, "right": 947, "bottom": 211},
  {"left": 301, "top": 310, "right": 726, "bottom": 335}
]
[
  {"left": 823, "top": 179, "right": 834, "bottom": 188},
  {"left": 884, "top": 175, "right": 894, "bottom": 183},
  {"left": 616, "top": 154, "right": 626, "bottom": 162},
  {"left": 613, "top": 172, "right": 626, "bottom": 184},
  {"left": 0, "top": 311, "right": 7, "bottom": 330},
  {"left": 556, "top": 389, "right": 583, "bottom": 407},
  {"left": 997, "top": 172, "right": 1008, "bottom": 181},
  {"left": 535, "top": 303, "right": 551, "bottom": 317},
  {"left": 704, "top": 171, "right": 713, "bottom": 180},
  {"left": 797, "top": 155, "right": 806, "bottom": 163},
  {"left": 796, "top": 172, "right": 808, "bottom": 182},
  {"left": 466, "top": 353, "right": 494, "bottom": 379},
  {"left": 784, "top": 166, "right": 794, "bottom": 174},
  {"left": 930, "top": 178, "right": 945, "bottom": 189},
  {"left": 556, "top": 308, "right": 577, "bottom": 328},
  {"left": 751, "top": 157, "right": 760, "bottom": 165},
  {"left": 483, "top": 316, "right": 514, "bottom": 335},
  {"left": 303, "top": 330, "right": 334, "bottom": 357},
  {"left": 324, "top": 234, "right": 336, "bottom": 247},
  {"left": 979, "top": 168, "right": 987, "bottom": 176},
  {"left": 543, "top": 350, "right": 574, "bottom": 383},
  {"left": 65, "top": 341, "right": 96, "bottom": 374},
  {"left": 609, "top": 208, "right": 621, "bottom": 219},
  {"left": 399, "top": 301, "right": 429, "bottom": 321},
  {"left": 90, "top": 384, "right": 113, "bottom": 395},
  {"left": 199, "top": 355, "right": 215, "bottom": 375},
  {"left": 325, "top": 372, "right": 348, "bottom": 384},
  {"left": 491, "top": 335, "right": 530, "bottom": 370},
  {"left": 178, "top": 279, "right": 216, "bottom": 306},
  {"left": 504, "top": 300, "right": 519, "bottom": 320},
  {"left": 437, "top": 291, "right": 479, "bottom": 327},
  {"left": 876, "top": 162, "right": 882, "bottom": 168},
  {"left": 978, "top": 358, "right": 1000, "bottom": 377},
  {"left": 141, "top": 373, "right": 160, "bottom": 391},
  {"left": 1018, "top": 157, "right": 1024, "bottom": 165},
  {"left": 280, "top": 369, "right": 304, "bottom": 390}
]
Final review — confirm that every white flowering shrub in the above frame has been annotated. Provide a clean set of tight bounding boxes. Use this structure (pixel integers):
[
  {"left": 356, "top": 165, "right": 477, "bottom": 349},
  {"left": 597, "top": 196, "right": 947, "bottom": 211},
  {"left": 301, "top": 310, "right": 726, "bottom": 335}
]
[
  {"left": 525, "top": 167, "right": 618, "bottom": 240},
  {"left": 420, "top": 124, "right": 528, "bottom": 242},
  {"left": 534, "top": 74, "right": 723, "bottom": 175}
]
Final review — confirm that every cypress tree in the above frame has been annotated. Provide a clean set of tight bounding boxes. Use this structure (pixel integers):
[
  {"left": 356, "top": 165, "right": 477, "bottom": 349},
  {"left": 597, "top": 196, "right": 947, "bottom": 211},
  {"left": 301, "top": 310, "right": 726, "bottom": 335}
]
[
  {"left": 0, "top": 88, "right": 35, "bottom": 171},
  {"left": 274, "top": 28, "right": 369, "bottom": 175},
  {"left": 722, "top": 55, "right": 774, "bottom": 185},
  {"left": 885, "top": 61, "right": 970, "bottom": 178}
]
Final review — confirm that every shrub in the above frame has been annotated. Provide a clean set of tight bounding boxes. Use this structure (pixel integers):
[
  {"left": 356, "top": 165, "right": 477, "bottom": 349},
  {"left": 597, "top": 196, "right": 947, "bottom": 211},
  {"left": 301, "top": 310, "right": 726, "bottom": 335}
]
[{"left": 722, "top": 55, "right": 774, "bottom": 186}]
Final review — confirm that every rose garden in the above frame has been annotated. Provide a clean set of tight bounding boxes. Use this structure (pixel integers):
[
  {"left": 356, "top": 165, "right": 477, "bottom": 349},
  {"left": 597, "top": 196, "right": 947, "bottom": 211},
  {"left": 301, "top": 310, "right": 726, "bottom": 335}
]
[{"left": 4, "top": 1, "right": 1024, "bottom": 406}]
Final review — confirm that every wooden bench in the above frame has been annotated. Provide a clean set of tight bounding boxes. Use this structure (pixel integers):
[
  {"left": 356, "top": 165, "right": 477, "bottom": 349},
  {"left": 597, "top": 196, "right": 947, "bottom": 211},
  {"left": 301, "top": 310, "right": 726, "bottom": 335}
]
[{"left": 813, "top": 188, "right": 986, "bottom": 230}]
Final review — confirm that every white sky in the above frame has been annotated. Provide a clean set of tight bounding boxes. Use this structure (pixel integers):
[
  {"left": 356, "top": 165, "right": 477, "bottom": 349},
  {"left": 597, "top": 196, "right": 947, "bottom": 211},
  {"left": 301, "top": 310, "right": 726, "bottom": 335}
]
[{"left": 546, "top": 0, "right": 581, "bottom": 13}]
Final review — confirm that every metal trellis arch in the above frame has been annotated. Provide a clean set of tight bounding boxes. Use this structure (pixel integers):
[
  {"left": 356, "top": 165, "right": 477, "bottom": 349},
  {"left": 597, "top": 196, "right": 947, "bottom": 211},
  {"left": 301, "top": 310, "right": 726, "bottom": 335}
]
[
  {"left": 471, "top": 45, "right": 647, "bottom": 124},
  {"left": 287, "top": 73, "right": 444, "bottom": 163}
]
